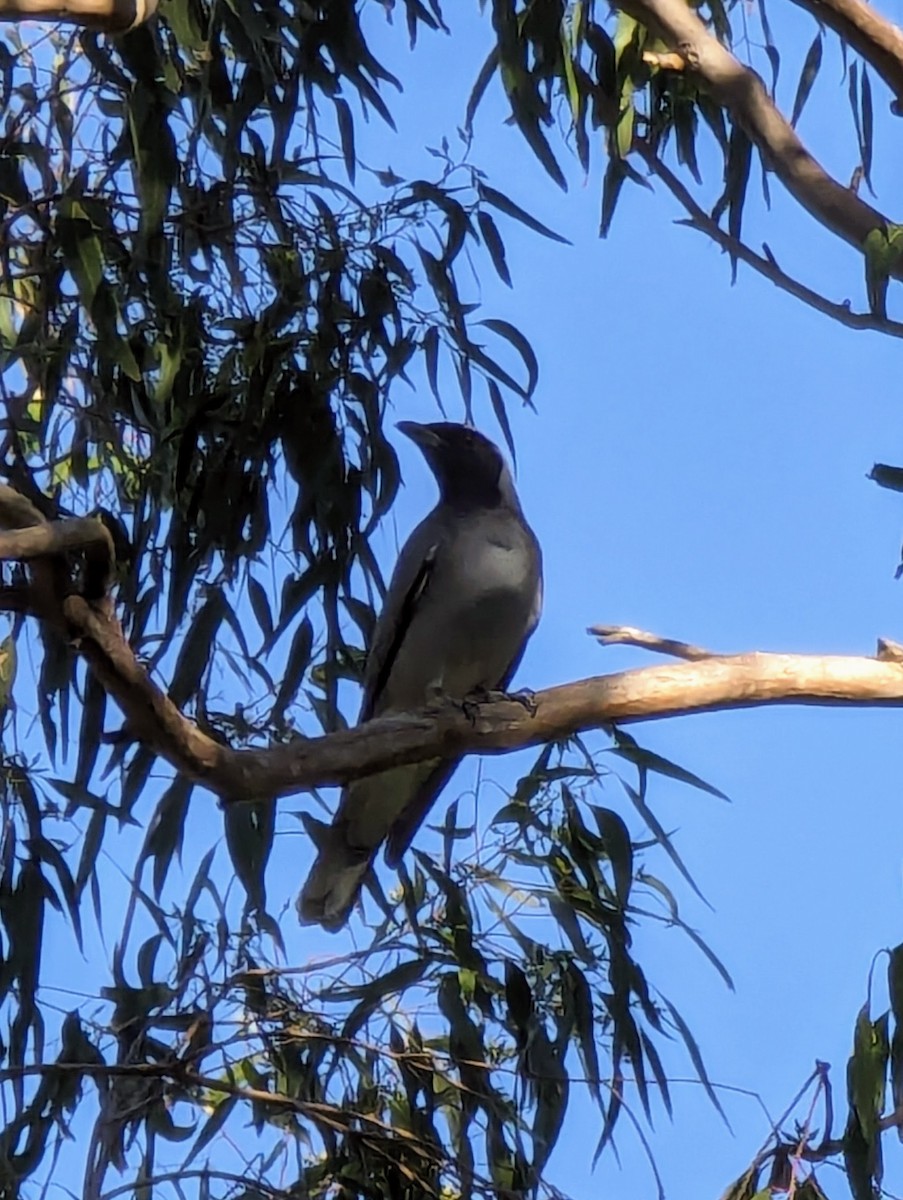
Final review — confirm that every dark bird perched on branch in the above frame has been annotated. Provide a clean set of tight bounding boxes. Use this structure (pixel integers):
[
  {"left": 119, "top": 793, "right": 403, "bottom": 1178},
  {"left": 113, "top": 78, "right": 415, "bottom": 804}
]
[{"left": 298, "top": 420, "right": 543, "bottom": 931}]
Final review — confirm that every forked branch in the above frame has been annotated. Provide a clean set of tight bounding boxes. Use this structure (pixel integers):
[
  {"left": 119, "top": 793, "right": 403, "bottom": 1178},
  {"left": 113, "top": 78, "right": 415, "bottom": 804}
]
[{"left": 621, "top": 0, "right": 901, "bottom": 269}]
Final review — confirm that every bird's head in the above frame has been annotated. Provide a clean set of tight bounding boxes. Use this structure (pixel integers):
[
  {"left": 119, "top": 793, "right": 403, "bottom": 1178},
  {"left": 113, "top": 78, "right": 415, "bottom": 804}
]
[{"left": 397, "top": 421, "right": 518, "bottom": 511}]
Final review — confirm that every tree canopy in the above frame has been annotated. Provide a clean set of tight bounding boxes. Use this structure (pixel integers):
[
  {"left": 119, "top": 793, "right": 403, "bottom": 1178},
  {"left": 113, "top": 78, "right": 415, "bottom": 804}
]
[{"left": 1, "top": 2, "right": 903, "bottom": 1199}]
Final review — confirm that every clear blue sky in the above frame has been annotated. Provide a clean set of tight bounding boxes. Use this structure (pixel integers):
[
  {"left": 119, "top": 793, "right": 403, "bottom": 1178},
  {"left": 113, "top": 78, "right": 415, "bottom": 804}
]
[
  {"left": 277, "top": 6, "right": 903, "bottom": 1197},
  {"left": 18, "top": 5, "right": 903, "bottom": 1196}
]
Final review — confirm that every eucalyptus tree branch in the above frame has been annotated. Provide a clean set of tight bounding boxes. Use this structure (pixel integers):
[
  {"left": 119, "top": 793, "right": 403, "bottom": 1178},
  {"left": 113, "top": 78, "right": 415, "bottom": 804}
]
[
  {"left": 40, "top": 598, "right": 903, "bottom": 804},
  {"left": 0, "top": 485, "right": 116, "bottom": 610},
  {"left": 0, "top": 484, "right": 72, "bottom": 621},
  {"left": 618, "top": 0, "right": 900, "bottom": 266},
  {"left": 787, "top": 0, "right": 903, "bottom": 110},
  {"left": 634, "top": 141, "right": 903, "bottom": 337},
  {"left": 0, "top": 0, "right": 155, "bottom": 29},
  {"left": 4, "top": 490, "right": 903, "bottom": 805},
  {"left": 0, "top": 484, "right": 50, "bottom": 531},
  {"left": 588, "top": 624, "right": 715, "bottom": 660},
  {"left": 0, "top": 516, "right": 113, "bottom": 563},
  {"left": 0, "top": 1060, "right": 440, "bottom": 1147}
]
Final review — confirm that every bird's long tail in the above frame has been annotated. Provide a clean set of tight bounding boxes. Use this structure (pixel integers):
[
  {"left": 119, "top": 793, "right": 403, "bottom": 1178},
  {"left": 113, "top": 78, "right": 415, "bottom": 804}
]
[{"left": 297, "top": 815, "right": 373, "bottom": 931}]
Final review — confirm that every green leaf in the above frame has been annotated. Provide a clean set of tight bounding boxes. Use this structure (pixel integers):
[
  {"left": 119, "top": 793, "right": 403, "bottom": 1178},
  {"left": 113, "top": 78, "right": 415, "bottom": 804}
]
[
  {"left": 504, "top": 960, "right": 533, "bottom": 1043},
  {"left": 591, "top": 806, "right": 633, "bottom": 904},
  {"left": 0, "top": 633, "right": 17, "bottom": 715},
  {"left": 422, "top": 324, "right": 442, "bottom": 405},
  {"left": 247, "top": 574, "right": 274, "bottom": 643},
  {"left": 127, "top": 90, "right": 177, "bottom": 240},
  {"left": 848, "top": 1003, "right": 888, "bottom": 1145},
  {"left": 169, "top": 591, "right": 226, "bottom": 707},
  {"left": 662, "top": 996, "right": 730, "bottom": 1124},
  {"left": 477, "top": 211, "right": 512, "bottom": 287},
  {"left": 478, "top": 182, "right": 570, "bottom": 244},
  {"left": 611, "top": 732, "right": 729, "bottom": 800},
  {"left": 790, "top": 33, "right": 822, "bottom": 127},
  {"left": 223, "top": 800, "right": 275, "bottom": 917},
  {"left": 338, "top": 958, "right": 430, "bottom": 1042},
  {"left": 183, "top": 1094, "right": 238, "bottom": 1169},
  {"left": 861, "top": 66, "right": 873, "bottom": 190},
  {"left": 618, "top": 775, "right": 709, "bottom": 906},
  {"left": 272, "top": 616, "right": 313, "bottom": 721},
  {"left": 613, "top": 11, "right": 639, "bottom": 62},
  {"left": 466, "top": 46, "right": 499, "bottom": 131},
  {"left": 888, "top": 944, "right": 903, "bottom": 1134},
  {"left": 487, "top": 379, "right": 518, "bottom": 466},
  {"left": 600, "top": 155, "right": 627, "bottom": 237},
  {"left": 478, "top": 317, "right": 539, "bottom": 400},
  {"left": 141, "top": 777, "right": 193, "bottom": 900},
  {"left": 565, "top": 961, "right": 602, "bottom": 1107},
  {"left": 863, "top": 224, "right": 903, "bottom": 317},
  {"left": 528, "top": 1025, "right": 568, "bottom": 1174},
  {"left": 616, "top": 79, "right": 634, "bottom": 158},
  {"left": 334, "top": 97, "right": 356, "bottom": 185},
  {"left": 720, "top": 1167, "right": 762, "bottom": 1200},
  {"left": 57, "top": 199, "right": 104, "bottom": 313}
]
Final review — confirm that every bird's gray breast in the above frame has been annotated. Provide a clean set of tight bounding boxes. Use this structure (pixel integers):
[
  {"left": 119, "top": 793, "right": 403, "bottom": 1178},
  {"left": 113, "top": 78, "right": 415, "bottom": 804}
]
[{"left": 375, "top": 514, "right": 540, "bottom": 714}]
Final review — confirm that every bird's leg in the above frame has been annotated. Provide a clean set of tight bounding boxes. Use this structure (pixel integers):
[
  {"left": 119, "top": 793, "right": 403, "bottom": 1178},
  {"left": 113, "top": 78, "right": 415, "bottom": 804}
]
[
  {"left": 461, "top": 686, "right": 538, "bottom": 722},
  {"left": 508, "top": 687, "right": 538, "bottom": 716}
]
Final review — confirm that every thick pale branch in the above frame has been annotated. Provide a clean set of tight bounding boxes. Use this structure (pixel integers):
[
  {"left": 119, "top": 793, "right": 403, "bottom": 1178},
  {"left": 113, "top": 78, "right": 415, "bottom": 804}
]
[
  {"left": 21, "top": 584, "right": 903, "bottom": 803},
  {"left": 620, "top": 0, "right": 900, "bottom": 268},
  {"left": 229, "top": 652, "right": 903, "bottom": 799},
  {"left": 0, "top": 0, "right": 156, "bottom": 29},
  {"left": 48, "top": 629, "right": 903, "bottom": 801},
  {"left": 20, "top": 596, "right": 903, "bottom": 796},
  {"left": 3, "top": 488, "right": 903, "bottom": 804},
  {"left": 788, "top": 0, "right": 903, "bottom": 110}
]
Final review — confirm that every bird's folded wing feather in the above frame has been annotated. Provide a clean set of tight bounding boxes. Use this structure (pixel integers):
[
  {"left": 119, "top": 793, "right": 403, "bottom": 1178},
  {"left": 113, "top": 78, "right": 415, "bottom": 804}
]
[{"left": 358, "top": 512, "right": 444, "bottom": 722}]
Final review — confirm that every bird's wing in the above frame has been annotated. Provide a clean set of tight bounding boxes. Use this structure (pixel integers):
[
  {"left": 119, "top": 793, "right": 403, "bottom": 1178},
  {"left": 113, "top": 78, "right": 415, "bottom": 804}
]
[
  {"left": 382, "top": 580, "right": 541, "bottom": 868},
  {"left": 383, "top": 760, "right": 457, "bottom": 867},
  {"left": 358, "top": 511, "right": 442, "bottom": 722}
]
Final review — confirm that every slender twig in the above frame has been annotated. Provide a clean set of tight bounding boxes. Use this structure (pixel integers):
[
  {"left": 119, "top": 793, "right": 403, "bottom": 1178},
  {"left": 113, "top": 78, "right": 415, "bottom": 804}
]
[
  {"left": 635, "top": 141, "right": 903, "bottom": 337},
  {"left": 588, "top": 624, "right": 714, "bottom": 661}
]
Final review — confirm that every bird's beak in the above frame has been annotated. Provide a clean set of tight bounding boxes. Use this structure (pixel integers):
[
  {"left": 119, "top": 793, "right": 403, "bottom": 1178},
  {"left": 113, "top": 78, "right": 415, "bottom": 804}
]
[{"left": 397, "top": 421, "right": 441, "bottom": 450}]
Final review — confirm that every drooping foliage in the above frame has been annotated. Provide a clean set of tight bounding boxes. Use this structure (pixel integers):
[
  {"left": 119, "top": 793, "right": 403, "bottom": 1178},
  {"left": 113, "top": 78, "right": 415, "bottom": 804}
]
[
  {"left": 0, "top": 1, "right": 899, "bottom": 1198},
  {"left": 0, "top": 3, "right": 732, "bottom": 1197}
]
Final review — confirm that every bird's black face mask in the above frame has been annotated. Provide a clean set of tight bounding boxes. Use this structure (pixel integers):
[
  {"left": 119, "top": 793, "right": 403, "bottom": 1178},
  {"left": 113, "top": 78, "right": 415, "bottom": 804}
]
[{"left": 398, "top": 421, "right": 505, "bottom": 510}]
